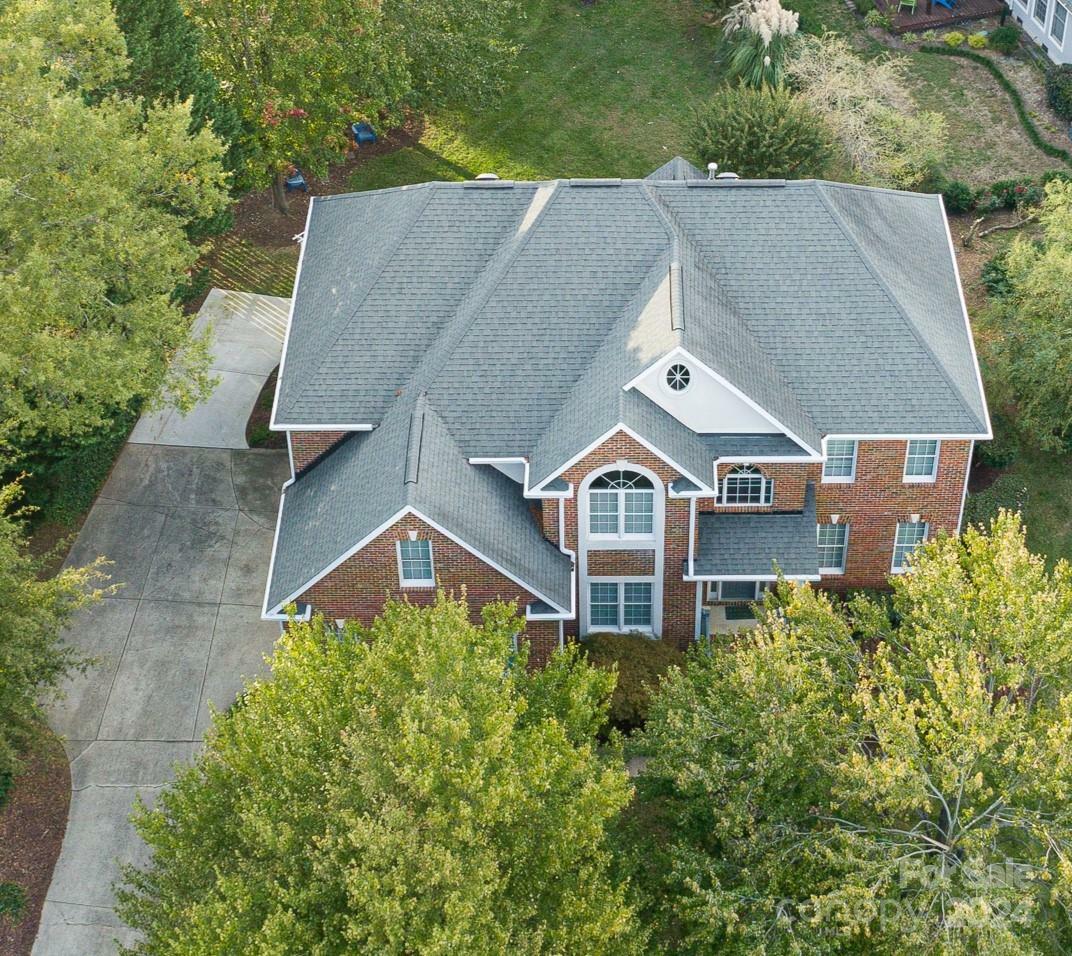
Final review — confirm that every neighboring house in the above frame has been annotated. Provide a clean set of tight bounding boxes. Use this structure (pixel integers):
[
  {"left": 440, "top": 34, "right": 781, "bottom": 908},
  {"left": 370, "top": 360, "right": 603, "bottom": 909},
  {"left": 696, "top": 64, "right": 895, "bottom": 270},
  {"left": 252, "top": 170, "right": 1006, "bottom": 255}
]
[
  {"left": 1009, "top": 0, "right": 1071, "bottom": 65},
  {"left": 262, "top": 157, "right": 990, "bottom": 663}
]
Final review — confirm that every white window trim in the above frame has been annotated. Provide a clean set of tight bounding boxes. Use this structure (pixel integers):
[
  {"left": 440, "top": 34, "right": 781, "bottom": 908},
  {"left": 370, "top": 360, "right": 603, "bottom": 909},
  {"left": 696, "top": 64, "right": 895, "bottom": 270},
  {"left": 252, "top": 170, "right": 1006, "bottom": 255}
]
[
  {"left": 817, "top": 523, "right": 849, "bottom": 575},
  {"left": 1034, "top": 0, "right": 1049, "bottom": 26},
  {"left": 396, "top": 539, "right": 435, "bottom": 588},
  {"left": 903, "top": 439, "right": 940, "bottom": 484},
  {"left": 705, "top": 580, "right": 772, "bottom": 602},
  {"left": 719, "top": 467, "right": 774, "bottom": 507},
  {"left": 1051, "top": 0, "right": 1068, "bottom": 44},
  {"left": 822, "top": 440, "right": 858, "bottom": 484},
  {"left": 891, "top": 521, "right": 929, "bottom": 574},
  {"left": 587, "top": 577, "right": 656, "bottom": 634},
  {"left": 587, "top": 477, "right": 656, "bottom": 542}
]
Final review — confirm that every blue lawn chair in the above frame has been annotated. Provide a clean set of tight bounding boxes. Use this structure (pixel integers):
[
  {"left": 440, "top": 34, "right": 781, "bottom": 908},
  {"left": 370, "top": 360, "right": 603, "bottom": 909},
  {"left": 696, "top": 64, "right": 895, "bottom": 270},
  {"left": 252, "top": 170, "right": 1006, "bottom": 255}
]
[
  {"left": 284, "top": 168, "right": 308, "bottom": 193},
  {"left": 351, "top": 122, "right": 377, "bottom": 146}
]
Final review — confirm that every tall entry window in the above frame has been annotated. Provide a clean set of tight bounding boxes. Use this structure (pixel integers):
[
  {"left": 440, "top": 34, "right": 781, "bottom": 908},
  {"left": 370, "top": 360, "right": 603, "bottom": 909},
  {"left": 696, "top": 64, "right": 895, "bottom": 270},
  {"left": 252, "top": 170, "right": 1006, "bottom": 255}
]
[{"left": 588, "top": 470, "right": 655, "bottom": 538}]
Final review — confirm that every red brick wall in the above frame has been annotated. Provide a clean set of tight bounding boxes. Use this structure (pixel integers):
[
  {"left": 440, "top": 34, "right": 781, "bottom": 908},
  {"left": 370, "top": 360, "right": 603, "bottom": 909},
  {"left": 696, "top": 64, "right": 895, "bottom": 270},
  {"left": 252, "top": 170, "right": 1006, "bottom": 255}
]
[
  {"left": 586, "top": 550, "right": 656, "bottom": 576},
  {"left": 298, "top": 513, "right": 561, "bottom": 665},
  {"left": 815, "top": 439, "right": 970, "bottom": 590},
  {"left": 290, "top": 430, "right": 349, "bottom": 471}
]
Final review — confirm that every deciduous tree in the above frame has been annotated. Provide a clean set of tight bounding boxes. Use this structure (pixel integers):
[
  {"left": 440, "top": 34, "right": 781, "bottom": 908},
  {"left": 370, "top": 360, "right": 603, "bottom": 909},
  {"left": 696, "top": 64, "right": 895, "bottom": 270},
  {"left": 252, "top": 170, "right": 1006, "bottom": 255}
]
[
  {"left": 118, "top": 595, "right": 640, "bottom": 954},
  {"left": 0, "top": 0, "right": 230, "bottom": 458},
  {"left": 627, "top": 512, "right": 1072, "bottom": 954}
]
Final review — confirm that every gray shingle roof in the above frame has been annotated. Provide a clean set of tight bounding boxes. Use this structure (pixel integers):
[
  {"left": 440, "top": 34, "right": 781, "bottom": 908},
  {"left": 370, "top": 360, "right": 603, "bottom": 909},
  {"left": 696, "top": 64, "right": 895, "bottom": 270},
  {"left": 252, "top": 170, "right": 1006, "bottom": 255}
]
[
  {"left": 693, "top": 483, "right": 819, "bottom": 578},
  {"left": 265, "top": 393, "right": 573, "bottom": 614},
  {"left": 275, "top": 167, "right": 988, "bottom": 444}
]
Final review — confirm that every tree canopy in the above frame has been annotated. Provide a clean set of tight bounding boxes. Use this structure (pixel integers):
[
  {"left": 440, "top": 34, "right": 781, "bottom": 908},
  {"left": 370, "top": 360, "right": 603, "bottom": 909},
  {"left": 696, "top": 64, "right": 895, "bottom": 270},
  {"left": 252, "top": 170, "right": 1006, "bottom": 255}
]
[
  {"left": 118, "top": 595, "right": 640, "bottom": 954},
  {"left": 0, "top": 0, "right": 230, "bottom": 459},
  {"left": 0, "top": 482, "right": 105, "bottom": 784},
  {"left": 625, "top": 512, "right": 1072, "bottom": 954},
  {"left": 981, "top": 179, "right": 1072, "bottom": 451},
  {"left": 185, "top": 0, "right": 517, "bottom": 212}
]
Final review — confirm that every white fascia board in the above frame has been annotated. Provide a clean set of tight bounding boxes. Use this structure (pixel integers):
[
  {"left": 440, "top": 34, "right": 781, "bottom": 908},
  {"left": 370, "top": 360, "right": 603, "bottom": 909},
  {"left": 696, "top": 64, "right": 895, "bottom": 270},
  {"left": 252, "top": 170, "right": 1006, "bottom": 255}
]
[
  {"left": 468, "top": 457, "right": 573, "bottom": 499},
  {"left": 529, "top": 422, "right": 713, "bottom": 495},
  {"left": 821, "top": 432, "right": 989, "bottom": 443},
  {"left": 269, "top": 198, "right": 315, "bottom": 431},
  {"left": 623, "top": 346, "right": 821, "bottom": 458},
  {"left": 684, "top": 572, "right": 822, "bottom": 582},
  {"left": 274, "top": 423, "right": 376, "bottom": 432},
  {"left": 260, "top": 475, "right": 294, "bottom": 619},
  {"left": 938, "top": 194, "right": 994, "bottom": 441},
  {"left": 262, "top": 505, "right": 410, "bottom": 617}
]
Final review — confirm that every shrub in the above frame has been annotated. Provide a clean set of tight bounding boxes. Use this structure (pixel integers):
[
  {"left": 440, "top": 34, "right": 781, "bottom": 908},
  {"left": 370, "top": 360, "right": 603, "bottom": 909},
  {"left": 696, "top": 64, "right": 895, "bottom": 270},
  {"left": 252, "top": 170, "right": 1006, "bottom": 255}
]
[
  {"left": 0, "top": 767, "right": 11, "bottom": 809},
  {"left": 990, "top": 24, "right": 1020, "bottom": 54},
  {"left": 940, "top": 178, "right": 975, "bottom": 212},
  {"left": 691, "top": 85, "right": 834, "bottom": 180},
  {"left": 719, "top": 0, "right": 800, "bottom": 87},
  {"left": 981, "top": 254, "right": 1013, "bottom": 298},
  {"left": 967, "top": 31, "right": 988, "bottom": 48},
  {"left": 581, "top": 633, "right": 684, "bottom": 734},
  {"left": 962, "top": 473, "right": 1028, "bottom": 529},
  {"left": 864, "top": 8, "right": 890, "bottom": 28},
  {"left": 944, "top": 30, "right": 965, "bottom": 47},
  {"left": 0, "top": 882, "right": 25, "bottom": 922},
  {"left": 1046, "top": 64, "right": 1072, "bottom": 121},
  {"left": 853, "top": 0, "right": 875, "bottom": 12},
  {"left": 976, "top": 177, "right": 1043, "bottom": 212},
  {"left": 974, "top": 418, "right": 1020, "bottom": 468},
  {"left": 920, "top": 29, "right": 938, "bottom": 41}
]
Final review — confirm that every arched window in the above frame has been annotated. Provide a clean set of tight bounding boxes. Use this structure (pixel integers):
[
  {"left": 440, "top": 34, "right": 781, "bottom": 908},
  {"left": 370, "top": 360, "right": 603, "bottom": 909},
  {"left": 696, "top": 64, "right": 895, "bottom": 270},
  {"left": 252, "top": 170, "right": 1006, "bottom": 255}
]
[
  {"left": 588, "top": 469, "right": 655, "bottom": 537},
  {"left": 722, "top": 465, "right": 773, "bottom": 506}
]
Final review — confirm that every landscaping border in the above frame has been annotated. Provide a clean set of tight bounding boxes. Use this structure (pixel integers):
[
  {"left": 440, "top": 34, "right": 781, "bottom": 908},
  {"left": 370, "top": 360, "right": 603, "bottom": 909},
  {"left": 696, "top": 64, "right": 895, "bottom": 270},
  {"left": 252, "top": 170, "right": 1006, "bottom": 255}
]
[{"left": 921, "top": 45, "right": 1072, "bottom": 166}]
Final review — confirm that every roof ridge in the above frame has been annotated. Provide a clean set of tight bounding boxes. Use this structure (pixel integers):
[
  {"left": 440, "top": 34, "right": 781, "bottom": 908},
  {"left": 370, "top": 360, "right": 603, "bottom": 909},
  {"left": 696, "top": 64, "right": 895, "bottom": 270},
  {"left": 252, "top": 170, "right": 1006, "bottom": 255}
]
[
  {"left": 280, "top": 185, "right": 437, "bottom": 418},
  {"left": 408, "top": 181, "right": 562, "bottom": 397},
  {"left": 811, "top": 182, "right": 981, "bottom": 429}
]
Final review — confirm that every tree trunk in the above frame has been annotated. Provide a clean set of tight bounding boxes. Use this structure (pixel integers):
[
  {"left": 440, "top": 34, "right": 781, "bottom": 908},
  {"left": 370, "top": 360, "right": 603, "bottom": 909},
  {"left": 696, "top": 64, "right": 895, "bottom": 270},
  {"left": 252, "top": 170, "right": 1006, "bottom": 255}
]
[{"left": 271, "top": 170, "right": 290, "bottom": 216}]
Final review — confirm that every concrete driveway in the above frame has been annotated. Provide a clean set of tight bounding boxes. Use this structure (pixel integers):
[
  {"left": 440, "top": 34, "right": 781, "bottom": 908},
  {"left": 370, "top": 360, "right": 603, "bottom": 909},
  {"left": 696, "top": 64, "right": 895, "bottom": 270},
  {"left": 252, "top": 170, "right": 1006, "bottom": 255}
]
[{"left": 34, "top": 291, "right": 290, "bottom": 955}]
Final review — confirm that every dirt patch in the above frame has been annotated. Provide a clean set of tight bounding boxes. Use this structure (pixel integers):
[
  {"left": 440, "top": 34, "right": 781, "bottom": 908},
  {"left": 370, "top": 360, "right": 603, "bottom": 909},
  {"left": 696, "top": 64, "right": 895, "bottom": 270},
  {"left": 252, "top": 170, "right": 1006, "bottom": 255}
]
[
  {"left": 947, "top": 207, "right": 1028, "bottom": 313},
  {"left": 228, "top": 119, "right": 421, "bottom": 249},
  {"left": 0, "top": 728, "right": 70, "bottom": 956},
  {"left": 969, "top": 461, "right": 1006, "bottom": 492},
  {"left": 246, "top": 367, "right": 286, "bottom": 450}
]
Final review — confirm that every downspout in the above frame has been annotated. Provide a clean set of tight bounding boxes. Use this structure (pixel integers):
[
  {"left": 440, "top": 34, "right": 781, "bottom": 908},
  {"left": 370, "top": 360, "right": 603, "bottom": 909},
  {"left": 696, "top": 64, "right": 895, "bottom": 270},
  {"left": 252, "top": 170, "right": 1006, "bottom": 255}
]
[{"left": 557, "top": 496, "right": 577, "bottom": 647}]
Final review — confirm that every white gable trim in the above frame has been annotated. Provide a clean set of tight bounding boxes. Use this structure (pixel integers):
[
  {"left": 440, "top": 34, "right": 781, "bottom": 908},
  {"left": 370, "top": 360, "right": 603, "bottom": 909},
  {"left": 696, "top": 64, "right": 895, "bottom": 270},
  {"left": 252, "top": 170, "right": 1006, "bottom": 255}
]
[
  {"left": 624, "top": 346, "right": 820, "bottom": 457},
  {"left": 262, "top": 505, "right": 573, "bottom": 619},
  {"left": 468, "top": 457, "right": 573, "bottom": 499},
  {"left": 269, "top": 199, "right": 314, "bottom": 431},
  {"left": 684, "top": 572, "right": 822, "bottom": 582},
  {"left": 528, "top": 422, "right": 713, "bottom": 495}
]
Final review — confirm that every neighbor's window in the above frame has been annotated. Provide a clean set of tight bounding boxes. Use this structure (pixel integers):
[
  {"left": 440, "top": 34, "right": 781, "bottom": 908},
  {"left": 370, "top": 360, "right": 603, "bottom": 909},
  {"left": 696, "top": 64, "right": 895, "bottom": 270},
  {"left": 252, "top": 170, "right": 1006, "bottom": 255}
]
[
  {"left": 1052, "top": 0, "right": 1068, "bottom": 41},
  {"left": 817, "top": 523, "right": 849, "bottom": 573},
  {"left": 588, "top": 580, "right": 653, "bottom": 631},
  {"left": 397, "top": 539, "right": 434, "bottom": 586},
  {"left": 588, "top": 470, "right": 655, "bottom": 537},
  {"left": 1035, "top": 0, "right": 1049, "bottom": 21},
  {"left": 722, "top": 465, "right": 773, "bottom": 505},
  {"left": 903, "top": 440, "right": 939, "bottom": 482},
  {"left": 892, "top": 521, "right": 928, "bottom": 572},
  {"left": 822, "top": 440, "right": 857, "bottom": 481}
]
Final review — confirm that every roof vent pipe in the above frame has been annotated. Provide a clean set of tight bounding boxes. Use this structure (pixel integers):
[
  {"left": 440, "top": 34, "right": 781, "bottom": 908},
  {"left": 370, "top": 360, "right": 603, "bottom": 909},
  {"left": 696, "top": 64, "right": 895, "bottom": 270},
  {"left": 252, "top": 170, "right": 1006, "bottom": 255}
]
[
  {"left": 716, "top": 171, "right": 740, "bottom": 181},
  {"left": 475, "top": 172, "right": 500, "bottom": 181},
  {"left": 706, "top": 162, "right": 718, "bottom": 180}
]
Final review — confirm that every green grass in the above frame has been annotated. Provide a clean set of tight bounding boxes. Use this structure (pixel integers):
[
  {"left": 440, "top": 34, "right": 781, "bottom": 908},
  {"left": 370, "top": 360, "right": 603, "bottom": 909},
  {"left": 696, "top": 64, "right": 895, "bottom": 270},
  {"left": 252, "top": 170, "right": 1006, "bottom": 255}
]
[
  {"left": 350, "top": 0, "right": 723, "bottom": 190},
  {"left": 1011, "top": 447, "right": 1072, "bottom": 566},
  {"left": 209, "top": 236, "right": 298, "bottom": 298}
]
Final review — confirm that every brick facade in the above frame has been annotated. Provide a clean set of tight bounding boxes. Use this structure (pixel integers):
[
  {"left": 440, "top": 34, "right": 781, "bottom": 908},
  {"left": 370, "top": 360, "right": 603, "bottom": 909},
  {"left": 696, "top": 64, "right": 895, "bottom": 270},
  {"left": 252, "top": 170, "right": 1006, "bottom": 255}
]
[
  {"left": 284, "top": 429, "right": 971, "bottom": 661},
  {"left": 299, "top": 512, "right": 561, "bottom": 665},
  {"left": 290, "top": 430, "right": 350, "bottom": 472}
]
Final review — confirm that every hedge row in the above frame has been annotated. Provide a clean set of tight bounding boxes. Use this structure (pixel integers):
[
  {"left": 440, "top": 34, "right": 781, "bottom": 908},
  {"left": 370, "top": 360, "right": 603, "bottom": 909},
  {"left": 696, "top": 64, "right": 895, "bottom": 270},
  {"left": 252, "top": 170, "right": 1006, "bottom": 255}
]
[{"left": 921, "top": 45, "right": 1072, "bottom": 167}]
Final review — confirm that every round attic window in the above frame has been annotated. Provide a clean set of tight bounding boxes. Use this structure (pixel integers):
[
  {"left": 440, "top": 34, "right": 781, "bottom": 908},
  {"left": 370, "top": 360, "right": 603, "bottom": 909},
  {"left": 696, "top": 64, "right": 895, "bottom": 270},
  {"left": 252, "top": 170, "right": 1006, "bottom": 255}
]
[{"left": 666, "top": 363, "right": 691, "bottom": 392}]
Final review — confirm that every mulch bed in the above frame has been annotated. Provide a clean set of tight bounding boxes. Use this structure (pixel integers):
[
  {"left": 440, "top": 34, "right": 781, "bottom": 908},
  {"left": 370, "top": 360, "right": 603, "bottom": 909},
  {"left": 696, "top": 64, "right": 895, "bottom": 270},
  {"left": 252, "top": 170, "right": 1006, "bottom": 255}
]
[
  {"left": 246, "top": 366, "right": 286, "bottom": 450},
  {"left": 0, "top": 728, "right": 71, "bottom": 956},
  {"left": 227, "top": 118, "right": 421, "bottom": 249}
]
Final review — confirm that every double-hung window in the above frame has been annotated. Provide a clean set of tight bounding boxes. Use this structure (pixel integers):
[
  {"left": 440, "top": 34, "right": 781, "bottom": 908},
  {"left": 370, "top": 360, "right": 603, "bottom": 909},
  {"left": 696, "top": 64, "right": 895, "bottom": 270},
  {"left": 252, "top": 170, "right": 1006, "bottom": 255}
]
[
  {"left": 722, "top": 465, "right": 773, "bottom": 505},
  {"left": 892, "top": 521, "right": 928, "bottom": 572},
  {"left": 1052, "top": 0, "right": 1068, "bottom": 42},
  {"left": 588, "top": 581, "right": 653, "bottom": 631},
  {"left": 588, "top": 470, "right": 655, "bottom": 538},
  {"left": 903, "top": 440, "right": 940, "bottom": 482},
  {"left": 823, "top": 440, "right": 858, "bottom": 482},
  {"left": 1035, "top": 0, "right": 1049, "bottom": 22},
  {"left": 397, "top": 539, "right": 434, "bottom": 587},
  {"left": 817, "top": 523, "right": 849, "bottom": 574}
]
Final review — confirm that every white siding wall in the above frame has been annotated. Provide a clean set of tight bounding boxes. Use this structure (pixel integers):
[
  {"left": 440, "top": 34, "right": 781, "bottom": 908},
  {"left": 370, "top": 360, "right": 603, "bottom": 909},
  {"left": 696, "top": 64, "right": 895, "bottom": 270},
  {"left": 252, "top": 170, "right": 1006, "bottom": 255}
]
[{"left": 1009, "top": 0, "right": 1072, "bottom": 65}]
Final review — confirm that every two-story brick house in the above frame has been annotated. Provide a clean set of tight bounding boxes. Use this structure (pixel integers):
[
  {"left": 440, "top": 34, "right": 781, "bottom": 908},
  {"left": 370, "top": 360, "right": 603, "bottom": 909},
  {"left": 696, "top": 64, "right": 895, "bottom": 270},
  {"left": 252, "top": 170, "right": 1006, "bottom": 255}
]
[{"left": 262, "top": 158, "right": 990, "bottom": 663}]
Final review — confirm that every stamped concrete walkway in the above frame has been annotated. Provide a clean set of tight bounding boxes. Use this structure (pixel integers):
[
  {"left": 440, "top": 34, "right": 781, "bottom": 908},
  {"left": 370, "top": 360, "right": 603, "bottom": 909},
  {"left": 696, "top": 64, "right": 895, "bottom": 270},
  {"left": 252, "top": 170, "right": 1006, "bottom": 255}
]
[{"left": 34, "top": 291, "right": 290, "bottom": 955}]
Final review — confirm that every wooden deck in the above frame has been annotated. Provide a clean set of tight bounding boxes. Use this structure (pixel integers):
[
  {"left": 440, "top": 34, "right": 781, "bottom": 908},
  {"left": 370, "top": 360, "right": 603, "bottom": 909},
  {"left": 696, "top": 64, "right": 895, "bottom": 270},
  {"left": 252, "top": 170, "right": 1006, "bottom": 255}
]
[{"left": 879, "top": 0, "right": 1004, "bottom": 32}]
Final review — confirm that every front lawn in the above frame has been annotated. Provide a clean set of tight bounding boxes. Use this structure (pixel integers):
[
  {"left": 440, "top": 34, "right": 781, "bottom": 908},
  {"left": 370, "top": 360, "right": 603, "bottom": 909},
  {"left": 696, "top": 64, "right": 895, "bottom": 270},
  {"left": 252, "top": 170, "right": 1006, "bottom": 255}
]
[{"left": 349, "top": 0, "right": 722, "bottom": 190}]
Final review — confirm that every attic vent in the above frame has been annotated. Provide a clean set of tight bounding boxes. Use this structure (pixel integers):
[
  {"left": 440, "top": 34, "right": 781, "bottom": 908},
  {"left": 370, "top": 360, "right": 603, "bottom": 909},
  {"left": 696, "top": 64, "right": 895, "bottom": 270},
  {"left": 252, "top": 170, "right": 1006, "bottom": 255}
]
[
  {"left": 475, "top": 172, "right": 500, "bottom": 181},
  {"left": 716, "top": 172, "right": 740, "bottom": 181},
  {"left": 666, "top": 364, "right": 691, "bottom": 392}
]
